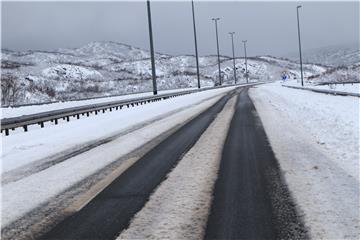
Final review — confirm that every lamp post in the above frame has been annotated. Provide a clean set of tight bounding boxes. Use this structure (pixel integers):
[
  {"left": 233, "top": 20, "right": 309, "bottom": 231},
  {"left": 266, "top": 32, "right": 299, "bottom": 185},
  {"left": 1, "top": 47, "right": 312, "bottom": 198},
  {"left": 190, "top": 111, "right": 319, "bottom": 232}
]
[
  {"left": 212, "top": 17, "right": 222, "bottom": 85},
  {"left": 242, "top": 40, "right": 248, "bottom": 83},
  {"left": 191, "top": 0, "right": 200, "bottom": 88},
  {"left": 229, "top": 32, "right": 237, "bottom": 84},
  {"left": 147, "top": 0, "right": 157, "bottom": 95},
  {"left": 296, "top": 5, "right": 304, "bottom": 86}
]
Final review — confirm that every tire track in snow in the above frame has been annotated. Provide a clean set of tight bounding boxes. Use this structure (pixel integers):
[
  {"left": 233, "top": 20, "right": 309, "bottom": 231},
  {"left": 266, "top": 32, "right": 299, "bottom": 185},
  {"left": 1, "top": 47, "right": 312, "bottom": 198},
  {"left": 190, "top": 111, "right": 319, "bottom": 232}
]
[
  {"left": 40, "top": 90, "right": 239, "bottom": 239},
  {"left": 205, "top": 88, "right": 308, "bottom": 239},
  {"left": 37, "top": 88, "right": 239, "bottom": 240},
  {"left": 1, "top": 89, "right": 235, "bottom": 240},
  {"left": 117, "top": 91, "right": 237, "bottom": 239}
]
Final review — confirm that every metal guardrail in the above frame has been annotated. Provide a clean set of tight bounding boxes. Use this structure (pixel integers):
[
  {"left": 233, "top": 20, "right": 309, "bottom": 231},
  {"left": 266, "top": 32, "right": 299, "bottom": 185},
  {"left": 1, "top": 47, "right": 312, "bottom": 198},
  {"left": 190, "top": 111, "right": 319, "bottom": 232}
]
[
  {"left": 1, "top": 83, "right": 260, "bottom": 136},
  {"left": 282, "top": 85, "right": 360, "bottom": 97},
  {"left": 1, "top": 87, "right": 197, "bottom": 108},
  {"left": 315, "top": 81, "right": 359, "bottom": 86}
]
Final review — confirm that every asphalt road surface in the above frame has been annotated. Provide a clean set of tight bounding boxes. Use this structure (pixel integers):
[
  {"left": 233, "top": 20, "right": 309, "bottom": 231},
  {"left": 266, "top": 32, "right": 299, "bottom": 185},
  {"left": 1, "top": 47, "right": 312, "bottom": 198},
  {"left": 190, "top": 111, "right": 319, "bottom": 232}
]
[
  {"left": 205, "top": 88, "right": 308, "bottom": 239},
  {"left": 39, "top": 88, "right": 239, "bottom": 240}
]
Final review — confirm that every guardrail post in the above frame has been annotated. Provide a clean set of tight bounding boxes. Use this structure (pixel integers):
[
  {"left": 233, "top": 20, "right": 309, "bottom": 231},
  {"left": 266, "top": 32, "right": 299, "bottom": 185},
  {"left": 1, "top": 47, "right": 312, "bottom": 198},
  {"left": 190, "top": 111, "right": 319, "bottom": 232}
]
[
  {"left": 23, "top": 125, "right": 28, "bottom": 132},
  {"left": 40, "top": 122, "right": 44, "bottom": 128},
  {"left": 66, "top": 116, "right": 70, "bottom": 122},
  {"left": 55, "top": 119, "right": 58, "bottom": 125},
  {"left": 5, "top": 129, "right": 9, "bottom": 136}
]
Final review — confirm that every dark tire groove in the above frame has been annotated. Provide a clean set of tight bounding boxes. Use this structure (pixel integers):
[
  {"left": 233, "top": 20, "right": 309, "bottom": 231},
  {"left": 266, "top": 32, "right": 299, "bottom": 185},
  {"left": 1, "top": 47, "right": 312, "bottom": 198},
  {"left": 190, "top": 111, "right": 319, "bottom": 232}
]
[
  {"left": 205, "top": 88, "right": 308, "bottom": 240},
  {"left": 38, "top": 88, "right": 239, "bottom": 240}
]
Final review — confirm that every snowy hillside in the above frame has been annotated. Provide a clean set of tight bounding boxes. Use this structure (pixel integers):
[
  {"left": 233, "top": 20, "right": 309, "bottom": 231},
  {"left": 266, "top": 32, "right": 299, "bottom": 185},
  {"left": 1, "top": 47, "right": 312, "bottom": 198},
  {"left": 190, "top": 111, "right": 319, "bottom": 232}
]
[
  {"left": 286, "top": 43, "right": 360, "bottom": 67},
  {"left": 0, "top": 41, "right": 336, "bottom": 106},
  {"left": 308, "top": 62, "right": 360, "bottom": 85}
]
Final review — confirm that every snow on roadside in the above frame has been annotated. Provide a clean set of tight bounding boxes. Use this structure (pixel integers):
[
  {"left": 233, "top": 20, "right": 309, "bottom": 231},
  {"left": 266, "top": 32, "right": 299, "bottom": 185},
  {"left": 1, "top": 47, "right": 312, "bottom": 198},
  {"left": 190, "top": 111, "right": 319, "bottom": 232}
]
[
  {"left": 2, "top": 87, "right": 235, "bottom": 173},
  {"left": 0, "top": 87, "right": 196, "bottom": 119},
  {"left": 118, "top": 94, "right": 237, "bottom": 239},
  {"left": 249, "top": 82, "right": 359, "bottom": 239},
  {"left": 1, "top": 87, "right": 235, "bottom": 227},
  {"left": 283, "top": 80, "right": 360, "bottom": 94},
  {"left": 310, "top": 83, "right": 360, "bottom": 94}
]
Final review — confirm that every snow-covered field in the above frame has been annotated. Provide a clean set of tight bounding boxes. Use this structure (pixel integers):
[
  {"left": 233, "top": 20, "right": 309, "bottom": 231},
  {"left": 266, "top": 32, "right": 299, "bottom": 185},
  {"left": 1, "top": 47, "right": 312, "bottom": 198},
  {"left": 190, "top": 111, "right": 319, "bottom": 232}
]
[
  {"left": 250, "top": 82, "right": 359, "bottom": 239},
  {"left": 1, "top": 86, "right": 236, "bottom": 228}
]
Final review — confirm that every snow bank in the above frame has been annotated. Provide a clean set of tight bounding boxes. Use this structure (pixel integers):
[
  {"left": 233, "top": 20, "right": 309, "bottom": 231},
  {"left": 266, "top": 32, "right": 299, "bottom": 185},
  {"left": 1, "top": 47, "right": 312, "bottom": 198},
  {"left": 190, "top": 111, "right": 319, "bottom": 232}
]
[
  {"left": 118, "top": 94, "right": 237, "bottom": 239},
  {"left": 249, "top": 82, "right": 359, "bottom": 239}
]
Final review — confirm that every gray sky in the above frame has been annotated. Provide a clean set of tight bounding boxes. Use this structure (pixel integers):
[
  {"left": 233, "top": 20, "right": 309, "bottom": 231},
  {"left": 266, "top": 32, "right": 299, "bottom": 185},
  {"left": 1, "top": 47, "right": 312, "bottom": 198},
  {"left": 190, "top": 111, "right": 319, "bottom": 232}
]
[{"left": 1, "top": 0, "right": 359, "bottom": 57}]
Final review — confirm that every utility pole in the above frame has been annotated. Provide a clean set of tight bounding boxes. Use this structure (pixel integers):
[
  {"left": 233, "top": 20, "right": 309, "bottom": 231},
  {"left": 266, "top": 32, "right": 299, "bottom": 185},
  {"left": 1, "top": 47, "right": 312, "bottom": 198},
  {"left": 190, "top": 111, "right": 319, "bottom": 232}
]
[
  {"left": 297, "top": 5, "right": 304, "bottom": 86},
  {"left": 147, "top": 0, "right": 157, "bottom": 95},
  {"left": 229, "top": 32, "right": 237, "bottom": 84},
  {"left": 242, "top": 40, "right": 248, "bottom": 84},
  {"left": 212, "top": 18, "right": 222, "bottom": 86},
  {"left": 191, "top": 0, "right": 201, "bottom": 88}
]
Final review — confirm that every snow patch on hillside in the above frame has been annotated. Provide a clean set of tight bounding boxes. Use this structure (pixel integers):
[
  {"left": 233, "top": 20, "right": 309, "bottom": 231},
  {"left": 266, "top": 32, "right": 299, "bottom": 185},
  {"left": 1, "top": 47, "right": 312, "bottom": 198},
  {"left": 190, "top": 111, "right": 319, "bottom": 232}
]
[
  {"left": 0, "top": 41, "right": 338, "bottom": 106},
  {"left": 42, "top": 64, "right": 103, "bottom": 80}
]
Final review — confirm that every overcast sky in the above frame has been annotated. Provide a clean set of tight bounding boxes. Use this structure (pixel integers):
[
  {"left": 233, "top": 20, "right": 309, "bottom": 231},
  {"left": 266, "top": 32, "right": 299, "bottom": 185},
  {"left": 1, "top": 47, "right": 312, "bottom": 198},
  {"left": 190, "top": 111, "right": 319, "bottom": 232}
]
[{"left": 1, "top": 0, "right": 359, "bottom": 57}]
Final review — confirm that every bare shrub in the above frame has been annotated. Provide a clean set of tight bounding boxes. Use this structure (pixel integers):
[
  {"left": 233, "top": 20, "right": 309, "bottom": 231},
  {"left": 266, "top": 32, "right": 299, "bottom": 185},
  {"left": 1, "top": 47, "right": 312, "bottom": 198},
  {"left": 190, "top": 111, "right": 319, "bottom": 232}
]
[
  {"left": 1, "top": 74, "right": 21, "bottom": 105},
  {"left": 45, "top": 87, "right": 56, "bottom": 98}
]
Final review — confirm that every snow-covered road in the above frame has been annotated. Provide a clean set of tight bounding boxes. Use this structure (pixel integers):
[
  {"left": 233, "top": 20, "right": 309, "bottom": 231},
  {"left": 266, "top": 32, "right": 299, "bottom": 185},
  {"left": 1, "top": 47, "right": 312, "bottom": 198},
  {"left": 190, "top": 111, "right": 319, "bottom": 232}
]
[
  {"left": 1, "top": 86, "right": 236, "bottom": 233},
  {"left": 118, "top": 92, "right": 237, "bottom": 240},
  {"left": 2, "top": 81, "right": 358, "bottom": 240},
  {"left": 250, "top": 81, "right": 360, "bottom": 239}
]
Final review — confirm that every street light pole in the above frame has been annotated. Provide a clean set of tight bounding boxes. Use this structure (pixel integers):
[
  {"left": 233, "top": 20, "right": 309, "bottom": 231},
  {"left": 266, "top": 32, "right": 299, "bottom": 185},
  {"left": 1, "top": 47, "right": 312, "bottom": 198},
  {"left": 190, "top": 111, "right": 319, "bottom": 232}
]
[
  {"left": 296, "top": 5, "right": 304, "bottom": 86},
  {"left": 212, "top": 18, "right": 222, "bottom": 86},
  {"left": 147, "top": 0, "right": 157, "bottom": 95},
  {"left": 229, "top": 32, "right": 237, "bottom": 84},
  {"left": 191, "top": 0, "right": 201, "bottom": 89},
  {"left": 242, "top": 40, "right": 248, "bottom": 84}
]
